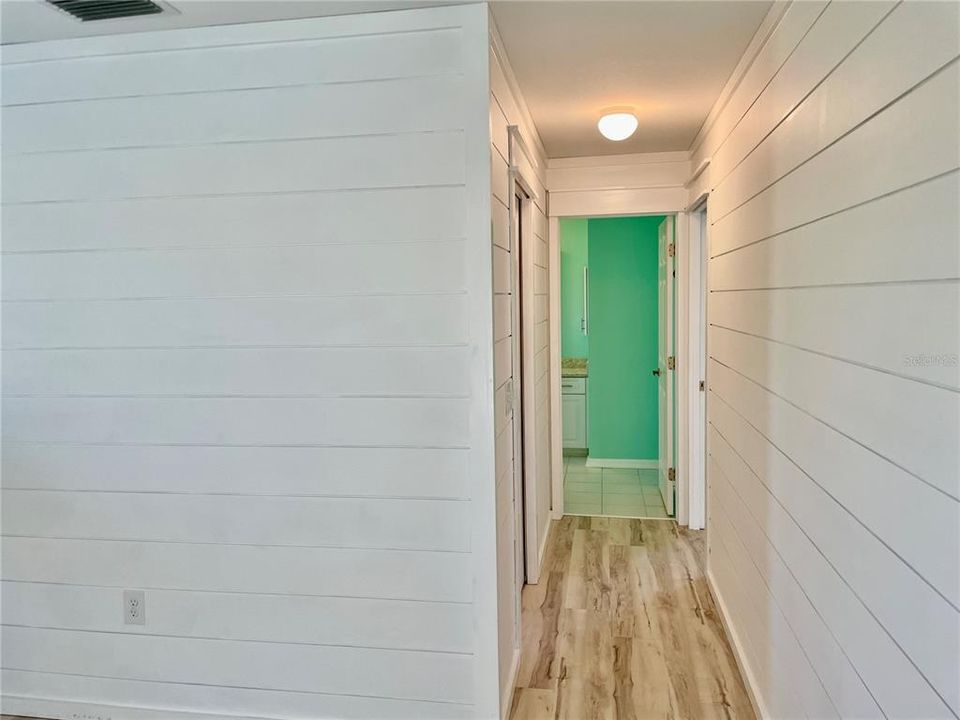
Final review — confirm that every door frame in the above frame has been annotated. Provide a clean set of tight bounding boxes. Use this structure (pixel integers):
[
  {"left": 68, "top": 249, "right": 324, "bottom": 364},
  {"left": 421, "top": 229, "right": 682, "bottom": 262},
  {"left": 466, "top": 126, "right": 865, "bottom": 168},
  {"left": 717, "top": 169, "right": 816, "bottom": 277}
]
[
  {"left": 508, "top": 126, "right": 544, "bottom": 585},
  {"left": 676, "top": 197, "right": 708, "bottom": 529},
  {"left": 509, "top": 185, "right": 527, "bottom": 603},
  {"left": 548, "top": 205, "right": 707, "bottom": 526}
]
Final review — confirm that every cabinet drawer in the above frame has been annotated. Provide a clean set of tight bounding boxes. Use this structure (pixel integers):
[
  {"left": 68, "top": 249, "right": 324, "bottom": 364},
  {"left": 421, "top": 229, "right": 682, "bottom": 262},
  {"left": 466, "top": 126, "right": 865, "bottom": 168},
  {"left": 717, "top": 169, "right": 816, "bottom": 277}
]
[{"left": 561, "top": 377, "right": 586, "bottom": 395}]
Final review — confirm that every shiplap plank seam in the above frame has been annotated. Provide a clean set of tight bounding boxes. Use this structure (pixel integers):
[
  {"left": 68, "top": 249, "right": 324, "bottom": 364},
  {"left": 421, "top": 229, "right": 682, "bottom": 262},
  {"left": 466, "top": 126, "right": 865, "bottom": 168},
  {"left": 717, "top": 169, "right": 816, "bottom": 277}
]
[
  {"left": 710, "top": 321, "right": 960, "bottom": 394},
  {"left": 710, "top": 168, "right": 960, "bottom": 260},
  {"left": 709, "top": 463, "right": 884, "bottom": 717},
  {"left": 709, "top": 387, "right": 959, "bottom": 614},
  {"left": 709, "top": 351, "right": 957, "bottom": 501},
  {"left": 709, "top": 2, "right": 898, "bottom": 190},
  {"left": 708, "top": 421, "right": 958, "bottom": 717},
  {"left": 712, "top": 58, "right": 960, "bottom": 225}
]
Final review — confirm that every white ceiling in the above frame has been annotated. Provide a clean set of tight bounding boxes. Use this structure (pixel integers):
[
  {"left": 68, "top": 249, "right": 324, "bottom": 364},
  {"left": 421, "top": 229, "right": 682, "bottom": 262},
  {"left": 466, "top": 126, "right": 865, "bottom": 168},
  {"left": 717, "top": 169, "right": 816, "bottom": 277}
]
[
  {"left": 490, "top": 1, "right": 772, "bottom": 157},
  {"left": 2, "top": 0, "right": 771, "bottom": 158},
  {"left": 0, "top": 0, "right": 470, "bottom": 44}
]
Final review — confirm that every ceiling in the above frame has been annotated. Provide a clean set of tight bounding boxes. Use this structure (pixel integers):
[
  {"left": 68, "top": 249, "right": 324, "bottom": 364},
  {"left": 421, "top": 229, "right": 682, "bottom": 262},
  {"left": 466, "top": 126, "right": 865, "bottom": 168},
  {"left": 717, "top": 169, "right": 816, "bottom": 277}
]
[
  {"left": 2, "top": 0, "right": 771, "bottom": 158},
  {"left": 0, "top": 0, "right": 469, "bottom": 44},
  {"left": 490, "top": 1, "right": 772, "bottom": 157}
]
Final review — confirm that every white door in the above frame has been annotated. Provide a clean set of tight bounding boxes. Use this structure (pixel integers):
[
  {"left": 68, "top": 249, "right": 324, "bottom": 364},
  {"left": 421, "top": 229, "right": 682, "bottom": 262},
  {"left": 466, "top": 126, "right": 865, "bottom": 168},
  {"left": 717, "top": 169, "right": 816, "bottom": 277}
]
[{"left": 658, "top": 217, "right": 675, "bottom": 515}]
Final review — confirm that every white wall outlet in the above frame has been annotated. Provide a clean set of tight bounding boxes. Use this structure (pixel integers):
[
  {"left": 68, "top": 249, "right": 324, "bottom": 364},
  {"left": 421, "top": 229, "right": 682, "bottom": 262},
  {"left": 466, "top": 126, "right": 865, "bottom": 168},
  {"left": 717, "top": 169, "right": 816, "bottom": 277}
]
[{"left": 123, "top": 589, "right": 145, "bottom": 625}]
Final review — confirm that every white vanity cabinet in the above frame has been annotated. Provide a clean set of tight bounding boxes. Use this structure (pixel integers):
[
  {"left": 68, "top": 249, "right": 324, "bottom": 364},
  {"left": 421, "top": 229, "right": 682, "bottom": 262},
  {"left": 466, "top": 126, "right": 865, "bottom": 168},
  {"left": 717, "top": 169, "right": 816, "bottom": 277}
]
[{"left": 561, "top": 376, "right": 587, "bottom": 449}]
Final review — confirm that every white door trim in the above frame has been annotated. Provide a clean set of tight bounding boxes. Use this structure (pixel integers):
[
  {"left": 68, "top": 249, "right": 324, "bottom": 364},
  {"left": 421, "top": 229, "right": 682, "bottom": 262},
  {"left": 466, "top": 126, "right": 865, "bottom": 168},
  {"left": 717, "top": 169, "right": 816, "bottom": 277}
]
[
  {"left": 681, "top": 201, "right": 708, "bottom": 530},
  {"left": 519, "top": 189, "right": 541, "bottom": 585},
  {"left": 677, "top": 211, "right": 691, "bottom": 527},
  {"left": 508, "top": 125, "right": 543, "bottom": 586},
  {"left": 548, "top": 216, "right": 564, "bottom": 520},
  {"left": 693, "top": 207, "right": 707, "bottom": 530},
  {"left": 508, "top": 184, "right": 526, "bottom": 608},
  {"left": 548, "top": 201, "right": 707, "bottom": 527}
]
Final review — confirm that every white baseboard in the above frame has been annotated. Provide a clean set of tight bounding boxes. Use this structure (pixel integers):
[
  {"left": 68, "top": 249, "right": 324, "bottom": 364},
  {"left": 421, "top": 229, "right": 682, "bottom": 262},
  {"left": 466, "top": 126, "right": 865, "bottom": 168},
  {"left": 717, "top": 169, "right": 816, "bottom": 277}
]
[
  {"left": 505, "top": 519, "right": 553, "bottom": 715},
  {"left": 706, "top": 569, "right": 768, "bottom": 720},
  {"left": 500, "top": 646, "right": 521, "bottom": 720},
  {"left": 2, "top": 696, "right": 268, "bottom": 720},
  {"left": 585, "top": 457, "right": 658, "bottom": 469},
  {"left": 532, "top": 515, "right": 555, "bottom": 584}
]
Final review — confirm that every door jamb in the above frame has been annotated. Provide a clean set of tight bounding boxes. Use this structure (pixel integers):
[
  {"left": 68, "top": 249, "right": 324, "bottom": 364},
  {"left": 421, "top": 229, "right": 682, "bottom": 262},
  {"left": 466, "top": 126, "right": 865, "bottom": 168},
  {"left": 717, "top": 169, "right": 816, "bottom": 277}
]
[
  {"left": 508, "top": 126, "right": 542, "bottom": 585},
  {"left": 548, "top": 216, "right": 563, "bottom": 521},
  {"left": 676, "top": 197, "right": 708, "bottom": 530}
]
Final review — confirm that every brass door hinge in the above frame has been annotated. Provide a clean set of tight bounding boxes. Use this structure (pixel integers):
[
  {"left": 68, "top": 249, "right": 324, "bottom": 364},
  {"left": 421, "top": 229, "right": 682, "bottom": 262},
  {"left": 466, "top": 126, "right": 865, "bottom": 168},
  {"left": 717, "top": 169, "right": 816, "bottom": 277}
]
[
  {"left": 667, "top": 243, "right": 676, "bottom": 258},
  {"left": 667, "top": 356, "right": 676, "bottom": 370},
  {"left": 668, "top": 467, "right": 676, "bottom": 483}
]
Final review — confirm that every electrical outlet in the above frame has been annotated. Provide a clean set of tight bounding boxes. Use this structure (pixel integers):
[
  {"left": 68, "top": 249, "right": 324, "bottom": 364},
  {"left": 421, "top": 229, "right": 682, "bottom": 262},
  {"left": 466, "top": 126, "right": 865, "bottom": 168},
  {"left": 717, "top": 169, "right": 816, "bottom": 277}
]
[{"left": 124, "top": 589, "right": 145, "bottom": 625}]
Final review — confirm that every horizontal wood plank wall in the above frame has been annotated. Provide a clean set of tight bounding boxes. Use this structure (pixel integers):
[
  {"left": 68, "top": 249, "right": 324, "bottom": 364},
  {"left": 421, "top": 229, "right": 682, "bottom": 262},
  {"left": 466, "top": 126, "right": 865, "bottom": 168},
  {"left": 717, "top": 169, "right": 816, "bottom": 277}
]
[
  {"left": 0, "top": 6, "right": 491, "bottom": 719},
  {"left": 690, "top": 2, "right": 960, "bottom": 718},
  {"left": 545, "top": 152, "right": 691, "bottom": 216},
  {"left": 489, "top": 22, "right": 551, "bottom": 718},
  {"left": 489, "top": 61, "right": 518, "bottom": 718}
]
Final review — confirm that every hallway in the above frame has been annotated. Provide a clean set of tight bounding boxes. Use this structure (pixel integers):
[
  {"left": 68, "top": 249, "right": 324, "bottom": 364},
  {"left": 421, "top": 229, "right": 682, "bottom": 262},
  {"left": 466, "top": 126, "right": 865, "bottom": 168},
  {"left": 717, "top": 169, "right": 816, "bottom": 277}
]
[{"left": 509, "top": 517, "right": 754, "bottom": 720}]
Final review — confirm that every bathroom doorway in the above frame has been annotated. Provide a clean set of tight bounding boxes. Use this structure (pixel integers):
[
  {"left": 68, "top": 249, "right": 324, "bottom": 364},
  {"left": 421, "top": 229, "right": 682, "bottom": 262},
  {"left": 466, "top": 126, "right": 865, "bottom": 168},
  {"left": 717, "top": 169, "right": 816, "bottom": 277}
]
[{"left": 558, "top": 214, "right": 676, "bottom": 518}]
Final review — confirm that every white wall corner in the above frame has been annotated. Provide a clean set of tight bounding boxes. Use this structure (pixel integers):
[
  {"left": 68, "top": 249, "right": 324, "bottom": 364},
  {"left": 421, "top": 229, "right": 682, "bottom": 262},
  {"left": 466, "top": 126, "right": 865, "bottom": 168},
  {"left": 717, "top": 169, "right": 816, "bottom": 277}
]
[
  {"left": 686, "top": 0, "right": 792, "bottom": 161},
  {"left": 487, "top": 8, "right": 549, "bottom": 173}
]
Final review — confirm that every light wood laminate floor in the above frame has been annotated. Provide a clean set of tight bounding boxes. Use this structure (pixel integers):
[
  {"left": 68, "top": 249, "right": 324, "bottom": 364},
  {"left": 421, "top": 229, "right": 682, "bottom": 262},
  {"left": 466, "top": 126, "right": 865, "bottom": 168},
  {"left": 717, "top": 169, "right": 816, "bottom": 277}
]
[
  {"left": 2, "top": 520, "right": 751, "bottom": 720},
  {"left": 509, "top": 516, "right": 756, "bottom": 720}
]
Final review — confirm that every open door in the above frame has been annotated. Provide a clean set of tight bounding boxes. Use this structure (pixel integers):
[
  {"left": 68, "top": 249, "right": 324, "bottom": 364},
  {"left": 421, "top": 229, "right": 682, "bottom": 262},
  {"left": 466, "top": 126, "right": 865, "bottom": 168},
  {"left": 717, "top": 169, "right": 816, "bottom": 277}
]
[{"left": 657, "top": 216, "right": 675, "bottom": 515}]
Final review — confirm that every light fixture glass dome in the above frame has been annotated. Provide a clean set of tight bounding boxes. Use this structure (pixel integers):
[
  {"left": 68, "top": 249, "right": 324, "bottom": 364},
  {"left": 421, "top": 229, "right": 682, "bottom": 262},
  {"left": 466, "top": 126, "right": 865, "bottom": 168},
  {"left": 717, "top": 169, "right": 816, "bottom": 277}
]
[{"left": 597, "top": 112, "right": 638, "bottom": 141}]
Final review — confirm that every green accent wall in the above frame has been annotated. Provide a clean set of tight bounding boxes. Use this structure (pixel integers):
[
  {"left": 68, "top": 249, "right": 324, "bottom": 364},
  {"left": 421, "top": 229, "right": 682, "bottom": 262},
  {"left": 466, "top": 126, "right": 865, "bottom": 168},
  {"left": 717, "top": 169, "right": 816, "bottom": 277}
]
[
  {"left": 587, "top": 216, "right": 663, "bottom": 460},
  {"left": 560, "top": 218, "right": 589, "bottom": 359}
]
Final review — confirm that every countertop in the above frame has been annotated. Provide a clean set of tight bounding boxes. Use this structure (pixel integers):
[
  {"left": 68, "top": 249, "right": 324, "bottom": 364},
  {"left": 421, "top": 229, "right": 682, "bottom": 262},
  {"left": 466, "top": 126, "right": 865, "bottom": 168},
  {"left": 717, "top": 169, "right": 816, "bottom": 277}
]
[{"left": 561, "top": 357, "right": 588, "bottom": 378}]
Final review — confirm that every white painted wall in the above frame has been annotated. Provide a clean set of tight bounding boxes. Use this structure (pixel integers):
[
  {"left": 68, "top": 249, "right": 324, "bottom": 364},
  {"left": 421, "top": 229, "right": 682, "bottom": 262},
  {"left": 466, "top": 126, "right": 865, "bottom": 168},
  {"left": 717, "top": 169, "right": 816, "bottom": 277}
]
[
  {"left": 489, "top": 15, "right": 553, "bottom": 717},
  {"left": 546, "top": 151, "right": 690, "bottom": 216},
  {"left": 1, "top": 5, "right": 498, "bottom": 719},
  {"left": 692, "top": 2, "right": 960, "bottom": 717}
]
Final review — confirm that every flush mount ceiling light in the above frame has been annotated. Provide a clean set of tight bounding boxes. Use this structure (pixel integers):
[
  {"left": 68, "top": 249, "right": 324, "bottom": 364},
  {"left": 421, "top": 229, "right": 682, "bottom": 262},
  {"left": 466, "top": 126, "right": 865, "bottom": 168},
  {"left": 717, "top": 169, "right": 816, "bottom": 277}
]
[{"left": 597, "top": 110, "right": 638, "bottom": 141}]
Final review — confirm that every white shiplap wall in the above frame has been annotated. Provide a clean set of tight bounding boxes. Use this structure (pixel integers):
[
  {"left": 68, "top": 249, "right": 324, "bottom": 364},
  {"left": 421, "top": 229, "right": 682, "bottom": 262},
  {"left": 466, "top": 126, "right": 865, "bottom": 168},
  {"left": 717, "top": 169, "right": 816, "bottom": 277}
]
[
  {"left": 546, "top": 151, "right": 691, "bottom": 216},
  {"left": 489, "top": 19, "right": 553, "bottom": 717},
  {"left": 693, "top": 1, "right": 960, "bottom": 718},
  {"left": 1, "top": 6, "right": 496, "bottom": 719}
]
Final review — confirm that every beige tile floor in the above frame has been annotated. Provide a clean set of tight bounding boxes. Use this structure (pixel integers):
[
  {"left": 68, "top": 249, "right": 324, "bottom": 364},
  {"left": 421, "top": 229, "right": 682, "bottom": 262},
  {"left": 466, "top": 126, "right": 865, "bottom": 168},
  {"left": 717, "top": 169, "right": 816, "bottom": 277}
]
[{"left": 563, "top": 456, "right": 669, "bottom": 518}]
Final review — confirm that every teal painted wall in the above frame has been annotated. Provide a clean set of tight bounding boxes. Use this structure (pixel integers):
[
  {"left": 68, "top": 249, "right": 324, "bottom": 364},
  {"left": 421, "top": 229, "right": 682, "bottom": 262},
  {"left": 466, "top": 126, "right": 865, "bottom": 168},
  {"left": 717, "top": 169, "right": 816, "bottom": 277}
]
[
  {"left": 587, "top": 216, "right": 663, "bottom": 460},
  {"left": 560, "top": 218, "right": 589, "bottom": 359}
]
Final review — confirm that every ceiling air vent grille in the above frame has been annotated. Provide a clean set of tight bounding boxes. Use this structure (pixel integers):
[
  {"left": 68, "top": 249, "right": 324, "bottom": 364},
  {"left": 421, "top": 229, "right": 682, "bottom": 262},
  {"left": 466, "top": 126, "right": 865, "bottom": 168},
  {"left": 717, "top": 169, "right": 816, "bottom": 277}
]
[{"left": 47, "top": 0, "right": 165, "bottom": 22}]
